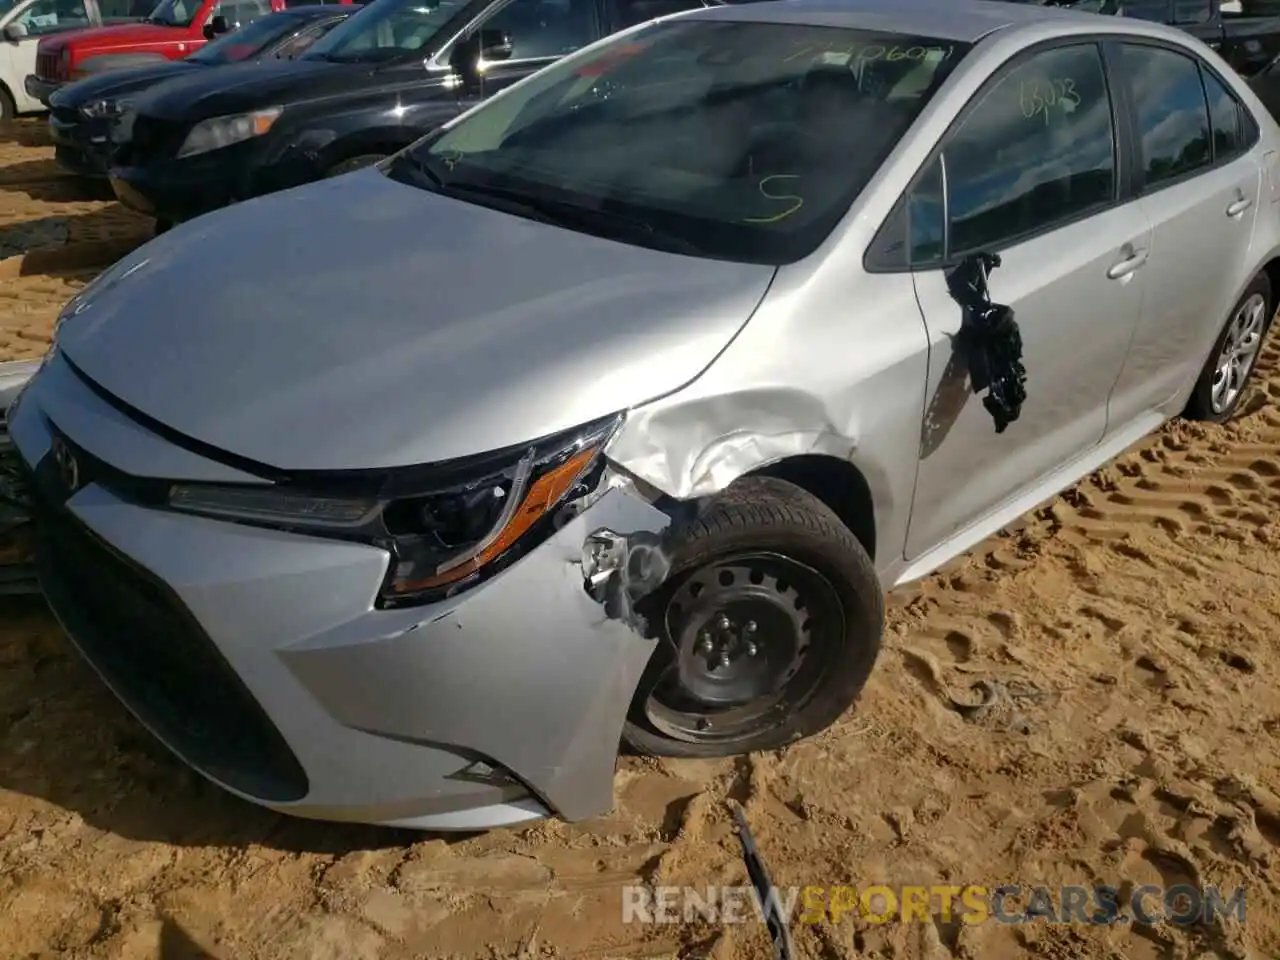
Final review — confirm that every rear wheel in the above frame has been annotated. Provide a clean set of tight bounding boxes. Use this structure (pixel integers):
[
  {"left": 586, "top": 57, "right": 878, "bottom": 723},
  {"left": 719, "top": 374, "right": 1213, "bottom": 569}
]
[
  {"left": 1185, "top": 273, "right": 1273, "bottom": 423},
  {"left": 622, "top": 477, "right": 884, "bottom": 758},
  {"left": 0, "top": 86, "right": 15, "bottom": 123},
  {"left": 325, "top": 154, "right": 387, "bottom": 177}
]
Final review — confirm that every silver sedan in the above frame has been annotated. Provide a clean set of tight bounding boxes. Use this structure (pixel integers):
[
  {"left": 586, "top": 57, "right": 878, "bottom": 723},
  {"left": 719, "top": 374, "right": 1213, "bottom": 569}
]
[{"left": 3, "top": 0, "right": 1278, "bottom": 830}]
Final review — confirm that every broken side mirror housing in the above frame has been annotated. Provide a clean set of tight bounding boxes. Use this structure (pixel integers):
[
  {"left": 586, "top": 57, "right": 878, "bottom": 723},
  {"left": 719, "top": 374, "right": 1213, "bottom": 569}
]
[{"left": 3, "top": 22, "right": 28, "bottom": 41}]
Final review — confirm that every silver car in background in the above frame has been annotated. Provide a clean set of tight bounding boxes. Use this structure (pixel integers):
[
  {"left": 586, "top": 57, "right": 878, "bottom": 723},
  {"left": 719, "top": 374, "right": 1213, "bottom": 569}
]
[{"left": 5, "top": 0, "right": 1279, "bottom": 830}]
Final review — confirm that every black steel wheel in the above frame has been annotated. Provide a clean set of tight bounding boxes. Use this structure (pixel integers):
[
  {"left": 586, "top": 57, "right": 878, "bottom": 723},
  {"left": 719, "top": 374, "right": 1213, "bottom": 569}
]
[{"left": 623, "top": 476, "right": 883, "bottom": 757}]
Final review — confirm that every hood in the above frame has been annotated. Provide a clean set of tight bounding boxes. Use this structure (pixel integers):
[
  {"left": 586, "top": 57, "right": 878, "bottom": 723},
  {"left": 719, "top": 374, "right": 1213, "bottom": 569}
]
[
  {"left": 49, "top": 60, "right": 196, "bottom": 108},
  {"left": 55, "top": 170, "right": 775, "bottom": 472},
  {"left": 129, "top": 58, "right": 356, "bottom": 121},
  {"left": 41, "top": 22, "right": 187, "bottom": 55}
]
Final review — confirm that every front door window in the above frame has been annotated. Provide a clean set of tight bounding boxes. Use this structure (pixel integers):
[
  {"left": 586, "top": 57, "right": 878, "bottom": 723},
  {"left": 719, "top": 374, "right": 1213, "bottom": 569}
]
[{"left": 17, "top": 0, "right": 90, "bottom": 35}]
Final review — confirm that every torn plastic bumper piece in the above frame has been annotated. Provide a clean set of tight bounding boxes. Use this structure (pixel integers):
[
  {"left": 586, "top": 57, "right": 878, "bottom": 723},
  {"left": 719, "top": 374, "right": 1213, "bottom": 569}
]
[{"left": 1, "top": 359, "right": 40, "bottom": 596}]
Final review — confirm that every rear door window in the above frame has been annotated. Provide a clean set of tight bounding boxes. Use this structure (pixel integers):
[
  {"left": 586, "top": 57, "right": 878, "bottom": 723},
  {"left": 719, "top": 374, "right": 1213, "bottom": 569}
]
[{"left": 1121, "top": 43, "right": 1213, "bottom": 189}]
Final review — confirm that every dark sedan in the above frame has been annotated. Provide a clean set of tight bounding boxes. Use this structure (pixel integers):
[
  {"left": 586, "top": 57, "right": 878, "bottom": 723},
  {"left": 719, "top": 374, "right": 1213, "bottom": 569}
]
[{"left": 48, "top": 4, "right": 352, "bottom": 178}]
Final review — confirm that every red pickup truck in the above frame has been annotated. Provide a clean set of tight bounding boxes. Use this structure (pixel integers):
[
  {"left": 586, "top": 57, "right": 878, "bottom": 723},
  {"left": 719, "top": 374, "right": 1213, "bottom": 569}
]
[{"left": 25, "top": 0, "right": 356, "bottom": 104}]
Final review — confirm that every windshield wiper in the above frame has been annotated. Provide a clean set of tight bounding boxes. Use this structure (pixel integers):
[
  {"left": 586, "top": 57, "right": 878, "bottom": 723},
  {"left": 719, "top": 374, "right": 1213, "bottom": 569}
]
[
  {"left": 384, "top": 154, "right": 561, "bottom": 222},
  {"left": 386, "top": 155, "right": 708, "bottom": 257},
  {"left": 436, "top": 179, "right": 707, "bottom": 257}
]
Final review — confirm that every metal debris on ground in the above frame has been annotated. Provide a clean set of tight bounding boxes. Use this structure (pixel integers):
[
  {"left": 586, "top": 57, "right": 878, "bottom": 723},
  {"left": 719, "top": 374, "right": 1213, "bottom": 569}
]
[{"left": 728, "top": 799, "right": 796, "bottom": 960}]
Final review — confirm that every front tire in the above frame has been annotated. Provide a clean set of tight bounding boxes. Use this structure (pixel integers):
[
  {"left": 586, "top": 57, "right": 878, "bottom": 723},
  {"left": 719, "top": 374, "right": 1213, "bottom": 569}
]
[
  {"left": 0, "top": 86, "right": 15, "bottom": 123},
  {"left": 1185, "top": 273, "right": 1273, "bottom": 423},
  {"left": 622, "top": 476, "right": 884, "bottom": 758}
]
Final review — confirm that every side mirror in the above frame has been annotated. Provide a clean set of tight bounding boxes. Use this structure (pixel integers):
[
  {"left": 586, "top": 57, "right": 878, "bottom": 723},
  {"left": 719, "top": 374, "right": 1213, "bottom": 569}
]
[
  {"left": 3, "top": 22, "right": 28, "bottom": 41},
  {"left": 449, "top": 27, "right": 513, "bottom": 78},
  {"left": 478, "top": 28, "right": 513, "bottom": 62},
  {"left": 202, "top": 13, "right": 229, "bottom": 39}
]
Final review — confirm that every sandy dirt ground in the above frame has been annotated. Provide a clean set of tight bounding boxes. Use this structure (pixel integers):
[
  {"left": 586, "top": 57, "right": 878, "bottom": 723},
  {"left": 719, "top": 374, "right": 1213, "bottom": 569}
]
[{"left": 1, "top": 118, "right": 1279, "bottom": 960}]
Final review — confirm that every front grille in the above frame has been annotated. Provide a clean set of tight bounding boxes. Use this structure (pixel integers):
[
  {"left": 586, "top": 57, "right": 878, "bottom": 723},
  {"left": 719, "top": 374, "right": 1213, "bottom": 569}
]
[
  {"left": 28, "top": 451, "right": 310, "bottom": 804},
  {"left": 115, "top": 114, "right": 188, "bottom": 163},
  {"left": 36, "top": 51, "right": 62, "bottom": 82}
]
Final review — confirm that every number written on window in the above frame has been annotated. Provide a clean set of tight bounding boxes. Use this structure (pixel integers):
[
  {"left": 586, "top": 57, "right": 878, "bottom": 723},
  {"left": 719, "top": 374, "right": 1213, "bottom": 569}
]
[{"left": 1018, "top": 78, "right": 1082, "bottom": 124}]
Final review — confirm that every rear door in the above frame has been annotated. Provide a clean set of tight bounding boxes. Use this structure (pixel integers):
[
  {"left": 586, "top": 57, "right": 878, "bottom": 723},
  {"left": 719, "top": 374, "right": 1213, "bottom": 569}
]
[
  {"left": 902, "top": 41, "right": 1152, "bottom": 559},
  {"left": 1106, "top": 40, "right": 1263, "bottom": 421}
]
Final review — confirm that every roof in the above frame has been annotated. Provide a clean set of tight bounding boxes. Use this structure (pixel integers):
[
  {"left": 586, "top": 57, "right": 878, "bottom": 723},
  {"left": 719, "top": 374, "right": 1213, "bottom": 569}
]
[{"left": 690, "top": 0, "right": 1120, "bottom": 43}]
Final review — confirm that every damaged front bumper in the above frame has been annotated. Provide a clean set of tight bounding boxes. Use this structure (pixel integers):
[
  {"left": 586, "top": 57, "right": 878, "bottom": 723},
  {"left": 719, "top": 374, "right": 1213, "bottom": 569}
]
[
  {"left": 7, "top": 352, "right": 676, "bottom": 829},
  {"left": 1, "top": 359, "right": 41, "bottom": 596}
]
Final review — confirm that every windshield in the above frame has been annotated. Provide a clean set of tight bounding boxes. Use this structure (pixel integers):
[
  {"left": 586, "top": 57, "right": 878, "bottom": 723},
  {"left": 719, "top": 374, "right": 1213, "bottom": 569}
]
[
  {"left": 391, "top": 20, "right": 970, "bottom": 264},
  {"left": 188, "top": 12, "right": 297, "bottom": 62},
  {"left": 0, "top": 0, "right": 21, "bottom": 20},
  {"left": 147, "top": 0, "right": 201, "bottom": 27},
  {"left": 303, "top": 0, "right": 468, "bottom": 64}
]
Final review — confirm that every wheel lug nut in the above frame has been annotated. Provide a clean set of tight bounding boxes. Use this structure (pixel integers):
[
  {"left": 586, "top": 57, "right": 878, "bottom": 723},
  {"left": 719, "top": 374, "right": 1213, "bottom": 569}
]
[
  {"left": 719, "top": 652, "right": 731, "bottom": 667},
  {"left": 744, "top": 621, "right": 757, "bottom": 634},
  {"left": 716, "top": 614, "right": 731, "bottom": 631},
  {"left": 745, "top": 641, "right": 758, "bottom": 656},
  {"left": 697, "top": 633, "right": 713, "bottom": 652}
]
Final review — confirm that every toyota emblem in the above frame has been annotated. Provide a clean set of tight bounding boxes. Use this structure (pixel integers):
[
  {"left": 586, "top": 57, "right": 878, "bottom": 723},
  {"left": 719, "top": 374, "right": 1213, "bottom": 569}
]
[{"left": 51, "top": 437, "right": 80, "bottom": 494}]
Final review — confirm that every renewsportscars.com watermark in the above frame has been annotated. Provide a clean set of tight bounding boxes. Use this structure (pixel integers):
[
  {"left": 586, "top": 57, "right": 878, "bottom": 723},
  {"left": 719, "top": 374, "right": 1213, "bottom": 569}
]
[{"left": 622, "top": 884, "right": 1248, "bottom": 927}]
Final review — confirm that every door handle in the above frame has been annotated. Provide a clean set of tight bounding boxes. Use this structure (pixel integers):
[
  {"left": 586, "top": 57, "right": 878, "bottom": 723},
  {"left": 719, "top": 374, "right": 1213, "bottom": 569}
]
[
  {"left": 1106, "top": 249, "right": 1148, "bottom": 280},
  {"left": 1227, "top": 197, "right": 1254, "bottom": 217}
]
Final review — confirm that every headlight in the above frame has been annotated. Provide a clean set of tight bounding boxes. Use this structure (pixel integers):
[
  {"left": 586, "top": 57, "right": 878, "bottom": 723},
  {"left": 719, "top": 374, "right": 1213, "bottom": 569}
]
[
  {"left": 166, "top": 413, "right": 623, "bottom": 606},
  {"left": 176, "top": 106, "right": 282, "bottom": 159},
  {"left": 80, "top": 97, "right": 131, "bottom": 120}
]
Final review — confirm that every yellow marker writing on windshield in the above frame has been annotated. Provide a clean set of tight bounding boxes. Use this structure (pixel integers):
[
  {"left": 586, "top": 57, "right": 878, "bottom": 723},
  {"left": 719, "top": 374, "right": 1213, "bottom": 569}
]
[{"left": 744, "top": 175, "right": 804, "bottom": 224}]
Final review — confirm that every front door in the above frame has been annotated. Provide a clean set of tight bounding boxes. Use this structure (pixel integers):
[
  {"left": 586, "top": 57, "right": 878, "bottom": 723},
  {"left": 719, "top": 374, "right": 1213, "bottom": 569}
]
[
  {"left": 450, "top": 0, "right": 604, "bottom": 109},
  {"left": 1, "top": 0, "right": 92, "bottom": 112},
  {"left": 1107, "top": 40, "right": 1264, "bottom": 423},
  {"left": 904, "top": 41, "right": 1150, "bottom": 560}
]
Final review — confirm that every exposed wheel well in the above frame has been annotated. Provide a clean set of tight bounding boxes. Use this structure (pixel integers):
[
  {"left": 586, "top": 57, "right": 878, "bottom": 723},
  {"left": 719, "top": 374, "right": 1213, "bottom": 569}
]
[{"left": 749, "top": 454, "right": 877, "bottom": 560}]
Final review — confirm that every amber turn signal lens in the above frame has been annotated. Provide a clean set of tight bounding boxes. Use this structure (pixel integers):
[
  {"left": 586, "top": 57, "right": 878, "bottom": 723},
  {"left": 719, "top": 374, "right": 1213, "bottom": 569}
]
[{"left": 395, "top": 445, "right": 599, "bottom": 592}]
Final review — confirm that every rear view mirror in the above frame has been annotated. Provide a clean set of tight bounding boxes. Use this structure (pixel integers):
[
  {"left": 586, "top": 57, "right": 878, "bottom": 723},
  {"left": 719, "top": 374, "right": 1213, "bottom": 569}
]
[
  {"left": 3, "top": 22, "right": 28, "bottom": 41},
  {"left": 202, "top": 14, "right": 229, "bottom": 39}
]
